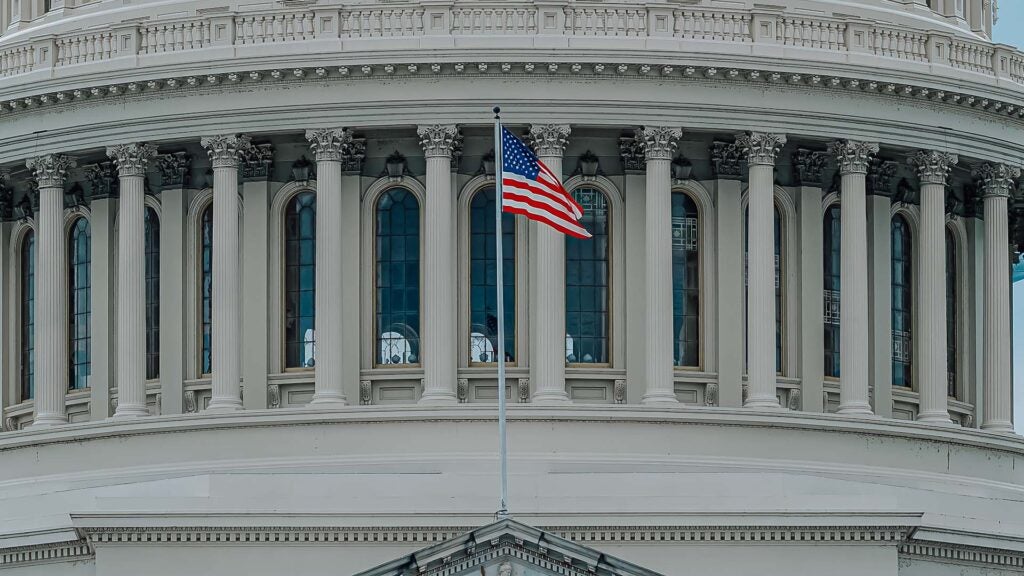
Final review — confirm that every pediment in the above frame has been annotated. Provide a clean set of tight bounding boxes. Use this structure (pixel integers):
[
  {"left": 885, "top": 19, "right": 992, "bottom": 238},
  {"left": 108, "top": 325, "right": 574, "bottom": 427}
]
[{"left": 355, "top": 519, "right": 664, "bottom": 576}]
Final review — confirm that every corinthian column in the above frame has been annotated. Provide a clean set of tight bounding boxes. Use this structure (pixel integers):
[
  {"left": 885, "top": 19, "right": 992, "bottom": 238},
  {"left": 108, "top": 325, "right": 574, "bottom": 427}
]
[
  {"left": 417, "top": 124, "right": 460, "bottom": 404},
  {"left": 305, "top": 128, "right": 352, "bottom": 405},
  {"left": 200, "top": 134, "right": 251, "bottom": 412},
  {"left": 975, "top": 163, "right": 1019, "bottom": 432},
  {"left": 26, "top": 154, "right": 76, "bottom": 427},
  {"left": 736, "top": 132, "right": 786, "bottom": 408},
  {"left": 639, "top": 126, "right": 682, "bottom": 404},
  {"left": 108, "top": 143, "right": 158, "bottom": 418},
  {"left": 529, "top": 124, "right": 571, "bottom": 403},
  {"left": 827, "top": 140, "right": 879, "bottom": 415},
  {"left": 910, "top": 150, "right": 958, "bottom": 424}
]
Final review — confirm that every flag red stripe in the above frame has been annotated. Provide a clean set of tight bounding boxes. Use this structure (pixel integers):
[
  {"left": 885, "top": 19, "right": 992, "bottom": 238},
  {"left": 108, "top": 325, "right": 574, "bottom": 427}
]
[
  {"left": 502, "top": 174, "right": 578, "bottom": 217},
  {"left": 501, "top": 186, "right": 579, "bottom": 223},
  {"left": 502, "top": 199, "right": 592, "bottom": 239},
  {"left": 536, "top": 162, "right": 584, "bottom": 217}
]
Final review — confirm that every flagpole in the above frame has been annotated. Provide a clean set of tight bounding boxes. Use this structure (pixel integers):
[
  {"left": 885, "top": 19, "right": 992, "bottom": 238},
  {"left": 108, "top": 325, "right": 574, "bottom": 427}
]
[{"left": 493, "top": 106, "right": 510, "bottom": 520}]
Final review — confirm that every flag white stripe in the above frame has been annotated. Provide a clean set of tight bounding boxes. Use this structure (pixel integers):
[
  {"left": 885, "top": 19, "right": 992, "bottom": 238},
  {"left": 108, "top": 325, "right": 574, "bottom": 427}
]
[
  {"left": 502, "top": 197, "right": 592, "bottom": 238},
  {"left": 502, "top": 178, "right": 580, "bottom": 222}
]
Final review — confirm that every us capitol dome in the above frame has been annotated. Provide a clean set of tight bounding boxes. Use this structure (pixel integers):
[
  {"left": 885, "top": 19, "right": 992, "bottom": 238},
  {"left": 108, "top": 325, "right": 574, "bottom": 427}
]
[{"left": 0, "top": 0, "right": 1022, "bottom": 574}]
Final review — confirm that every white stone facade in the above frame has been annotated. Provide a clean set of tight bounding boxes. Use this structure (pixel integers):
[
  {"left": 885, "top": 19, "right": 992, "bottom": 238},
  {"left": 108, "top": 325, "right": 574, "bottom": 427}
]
[{"left": 0, "top": 0, "right": 1022, "bottom": 574}]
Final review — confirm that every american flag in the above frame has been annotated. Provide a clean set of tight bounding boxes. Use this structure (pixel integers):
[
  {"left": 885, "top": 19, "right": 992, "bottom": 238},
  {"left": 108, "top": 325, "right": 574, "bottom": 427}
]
[{"left": 500, "top": 127, "right": 592, "bottom": 239}]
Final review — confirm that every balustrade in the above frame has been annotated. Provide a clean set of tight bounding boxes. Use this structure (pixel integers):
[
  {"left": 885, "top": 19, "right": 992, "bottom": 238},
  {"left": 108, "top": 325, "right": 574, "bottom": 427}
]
[
  {"left": 674, "top": 10, "right": 750, "bottom": 42},
  {"left": 951, "top": 40, "right": 995, "bottom": 74},
  {"left": 451, "top": 7, "right": 537, "bottom": 35},
  {"left": 141, "top": 21, "right": 213, "bottom": 54},
  {"left": 0, "top": 45, "right": 33, "bottom": 77},
  {"left": 56, "top": 32, "right": 116, "bottom": 66}
]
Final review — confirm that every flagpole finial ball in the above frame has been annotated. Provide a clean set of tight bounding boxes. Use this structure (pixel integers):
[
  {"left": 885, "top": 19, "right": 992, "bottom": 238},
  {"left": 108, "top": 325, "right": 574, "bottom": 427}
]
[{"left": 493, "top": 106, "right": 501, "bottom": 116}]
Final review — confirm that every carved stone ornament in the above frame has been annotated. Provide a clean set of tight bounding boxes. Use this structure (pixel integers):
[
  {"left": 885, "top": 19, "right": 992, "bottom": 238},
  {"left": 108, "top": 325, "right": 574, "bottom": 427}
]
[
  {"left": 305, "top": 128, "right": 353, "bottom": 163},
  {"left": 450, "top": 131, "right": 464, "bottom": 171},
  {"left": 457, "top": 378, "right": 469, "bottom": 403},
  {"left": 787, "top": 388, "right": 802, "bottom": 411},
  {"left": 528, "top": 124, "right": 571, "bottom": 158},
  {"left": 183, "top": 390, "right": 197, "bottom": 413},
  {"left": 710, "top": 141, "right": 743, "bottom": 180},
  {"left": 498, "top": 561, "right": 512, "bottom": 576},
  {"left": 909, "top": 150, "right": 959, "bottom": 185},
  {"left": 867, "top": 158, "right": 898, "bottom": 196},
  {"left": 974, "top": 163, "right": 1020, "bottom": 198},
  {"left": 156, "top": 152, "right": 192, "bottom": 188},
  {"left": 735, "top": 132, "right": 787, "bottom": 166},
  {"left": 359, "top": 380, "right": 372, "bottom": 405},
  {"left": 85, "top": 161, "right": 120, "bottom": 199},
  {"left": 618, "top": 136, "right": 645, "bottom": 173},
  {"left": 827, "top": 140, "right": 880, "bottom": 175},
  {"left": 0, "top": 170, "right": 13, "bottom": 221},
  {"left": 109, "top": 396, "right": 118, "bottom": 415},
  {"left": 26, "top": 154, "right": 76, "bottom": 189},
  {"left": 705, "top": 382, "right": 719, "bottom": 407},
  {"left": 268, "top": 384, "right": 281, "bottom": 409},
  {"left": 792, "top": 149, "right": 829, "bottom": 186},
  {"left": 613, "top": 379, "right": 626, "bottom": 404},
  {"left": 106, "top": 142, "right": 158, "bottom": 178},
  {"left": 638, "top": 126, "right": 682, "bottom": 161},
  {"left": 342, "top": 138, "right": 367, "bottom": 173},
  {"left": 155, "top": 393, "right": 162, "bottom": 416},
  {"left": 741, "top": 383, "right": 749, "bottom": 405},
  {"left": 517, "top": 378, "right": 530, "bottom": 403},
  {"left": 200, "top": 134, "right": 252, "bottom": 169},
  {"left": 417, "top": 124, "right": 460, "bottom": 158},
  {"left": 240, "top": 143, "right": 275, "bottom": 180}
]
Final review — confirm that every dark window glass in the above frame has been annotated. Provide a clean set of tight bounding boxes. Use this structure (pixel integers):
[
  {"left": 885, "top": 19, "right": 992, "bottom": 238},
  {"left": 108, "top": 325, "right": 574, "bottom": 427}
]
[
  {"left": 21, "top": 231, "right": 35, "bottom": 401},
  {"left": 946, "top": 228, "right": 957, "bottom": 398},
  {"left": 672, "top": 193, "right": 700, "bottom": 368},
  {"left": 469, "top": 188, "right": 515, "bottom": 364},
  {"left": 145, "top": 207, "right": 160, "bottom": 380},
  {"left": 891, "top": 215, "right": 913, "bottom": 388},
  {"left": 200, "top": 204, "right": 213, "bottom": 375},
  {"left": 823, "top": 205, "right": 841, "bottom": 379},
  {"left": 375, "top": 188, "right": 420, "bottom": 365},
  {"left": 565, "top": 188, "right": 610, "bottom": 365},
  {"left": 284, "top": 191, "right": 317, "bottom": 368},
  {"left": 68, "top": 217, "right": 91, "bottom": 390},
  {"left": 744, "top": 204, "right": 784, "bottom": 373}
]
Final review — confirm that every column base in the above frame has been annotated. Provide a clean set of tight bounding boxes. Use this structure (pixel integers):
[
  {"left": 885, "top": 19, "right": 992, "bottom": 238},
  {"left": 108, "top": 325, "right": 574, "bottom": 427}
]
[
  {"left": 309, "top": 393, "right": 349, "bottom": 407},
  {"left": 744, "top": 395, "right": 782, "bottom": 409},
  {"left": 31, "top": 413, "right": 68, "bottom": 427},
  {"left": 112, "top": 404, "right": 150, "bottom": 418},
  {"left": 418, "top": 391, "right": 458, "bottom": 405},
  {"left": 641, "top": 390, "right": 679, "bottom": 405},
  {"left": 206, "top": 398, "right": 243, "bottom": 412},
  {"left": 837, "top": 402, "right": 874, "bottom": 416},
  {"left": 981, "top": 421, "right": 1016, "bottom": 433},
  {"left": 916, "top": 410, "right": 954, "bottom": 425},
  {"left": 531, "top": 391, "right": 570, "bottom": 404}
]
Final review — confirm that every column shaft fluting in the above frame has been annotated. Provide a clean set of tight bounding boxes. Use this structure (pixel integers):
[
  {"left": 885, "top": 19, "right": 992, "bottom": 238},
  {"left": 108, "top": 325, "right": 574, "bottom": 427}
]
[
  {"left": 640, "top": 127, "right": 682, "bottom": 404},
  {"left": 977, "top": 163, "right": 1019, "bottom": 431},
  {"left": 201, "top": 135, "right": 250, "bottom": 412},
  {"left": 110, "top": 144, "right": 157, "bottom": 418},
  {"left": 911, "top": 150, "right": 957, "bottom": 424},
  {"left": 737, "top": 132, "right": 786, "bottom": 409},
  {"left": 306, "top": 129, "right": 350, "bottom": 405},
  {"left": 28, "top": 154, "right": 75, "bottom": 426},
  {"left": 418, "top": 125, "right": 459, "bottom": 404},
  {"left": 530, "top": 124, "right": 571, "bottom": 403}
]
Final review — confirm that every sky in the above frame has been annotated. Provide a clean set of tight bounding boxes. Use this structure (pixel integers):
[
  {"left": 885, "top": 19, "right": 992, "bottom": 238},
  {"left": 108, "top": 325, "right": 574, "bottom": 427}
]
[{"left": 995, "top": 4, "right": 1024, "bottom": 432}]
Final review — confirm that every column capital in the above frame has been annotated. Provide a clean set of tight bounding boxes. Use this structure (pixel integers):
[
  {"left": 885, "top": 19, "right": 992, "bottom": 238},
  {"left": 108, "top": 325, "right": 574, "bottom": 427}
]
[
  {"left": 156, "top": 152, "right": 192, "bottom": 188},
  {"left": 792, "top": 149, "right": 829, "bottom": 186},
  {"left": 200, "top": 134, "right": 252, "bottom": 168},
  {"left": 735, "top": 132, "right": 787, "bottom": 166},
  {"left": 417, "top": 124, "right": 460, "bottom": 158},
  {"left": 974, "top": 163, "right": 1020, "bottom": 198},
  {"left": 26, "top": 154, "right": 76, "bottom": 189},
  {"left": 827, "top": 140, "right": 880, "bottom": 175},
  {"left": 528, "top": 124, "right": 571, "bottom": 157},
  {"left": 638, "top": 126, "right": 682, "bottom": 161},
  {"left": 106, "top": 143, "right": 158, "bottom": 178},
  {"left": 306, "top": 128, "right": 353, "bottom": 162},
  {"left": 909, "top": 150, "right": 959, "bottom": 185}
]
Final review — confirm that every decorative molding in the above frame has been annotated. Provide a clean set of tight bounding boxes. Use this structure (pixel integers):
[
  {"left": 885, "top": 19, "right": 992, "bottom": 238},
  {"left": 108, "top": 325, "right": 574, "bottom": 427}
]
[
  {"left": 457, "top": 379, "right": 468, "bottom": 404},
  {"left": 788, "top": 389, "right": 802, "bottom": 411},
  {"left": 0, "top": 540, "right": 93, "bottom": 568},
  {"left": 710, "top": 142, "right": 742, "bottom": 180},
  {"left": 240, "top": 143, "right": 275, "bottom": 181},
  {"left": 305, "top": 128, "right": 352, "bottom": 163},
  {"left": 359, "top": 380, "right": 372, "bottom": 405},
  {"left": 637, "top": 126, "right": 682, "bottom": 161},
  {"left": 84, "top": 161, "right": 119, "bottom": 199},
  {"left": 910, "top": 150, "right": 959, "bottom": 185},
  {"left": 109, "top": 396, "right": 118, "bottom": 415},
  {"left": 25, "top": 154, "right": 75, "bottom": 189},
  {"left": 735, "top": 132, "right": 787, "bottom": 167},
  {"left": 527, "top": 124, "right": 570, "bottom": 158},
  {"left": 827, "top": 140, "right": 879, "bottom": 176},
  {"left": 183, "top": 390, "right": 197, "bottom": 413},
  {"left": 974, "top": 163, "right": 1020, "bottom": 198},
  {"left": 200, "top": 134, "right": 252, "bottom": 169},
  {"left": 618, "top": 136, "right": 645, "bottom": 173},
  {"left": 156, "top": 152, "right": 192, "bottom": 188},
  {"left": 614, "top": 379, "right": 626, "bottom": 404},
  {"left": 342, "top": 138, "right": 367, "bottom": 174},
  {"left": 268, "top": 384, "right": 280, "bottom": 409},
  {"left": 867, "top": 158, "right": 898, "bottom": 196},
  {"left": 106, "top": 142, "right": 158, "bottom": 178},
  {"left": 417, "top": 124, "right": 460, "bottom": 158},
  {"left": 792, "top": 149, "right": 829, "bottom": 186},
  {"left": 705, "top": 382, "right": 719, "bottom": 407},
  {"left": 517, "top": 378, "right": 530, "bottom": 404}
]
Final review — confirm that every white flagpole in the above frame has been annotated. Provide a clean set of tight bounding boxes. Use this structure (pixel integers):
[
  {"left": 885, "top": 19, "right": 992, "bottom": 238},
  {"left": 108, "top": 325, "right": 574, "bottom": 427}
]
[{"left": 493, "top": 106, "right": 510, "bottom": 520}]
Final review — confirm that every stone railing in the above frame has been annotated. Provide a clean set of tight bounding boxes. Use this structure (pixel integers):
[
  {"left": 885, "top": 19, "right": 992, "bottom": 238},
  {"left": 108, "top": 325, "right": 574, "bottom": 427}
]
[{"left": 0, "top": 3, "right": 1020, "bottom": 89}]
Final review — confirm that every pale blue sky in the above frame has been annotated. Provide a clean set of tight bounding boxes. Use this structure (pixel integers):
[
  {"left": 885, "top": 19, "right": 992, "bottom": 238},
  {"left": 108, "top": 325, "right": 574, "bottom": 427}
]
[{"left": 995, "top": 6, "right": 1024, "bottom": 432}]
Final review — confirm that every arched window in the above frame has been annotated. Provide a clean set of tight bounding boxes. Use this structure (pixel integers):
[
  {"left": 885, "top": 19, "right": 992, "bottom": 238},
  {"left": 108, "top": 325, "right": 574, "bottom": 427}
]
[
  {"left": 20, "top": 230, "right": 35, "bottom": 401},
  {"left": 68, "top": 217, "right": 91, "bottom": 390},
  {"left": 284, "top": 191, "right": 317, "bottom": 369},
  {"left": 945, "top": 228, "right": 957, "bottom": 398},
  {"left": 375, "top": 188, "right": 420, "bottom": 365},
  {"left": 744, "top": 204, "right": 784, "bottom": 373},
  {"left": 200, "top": 204, "right": 213, "bottom": 375},
  {"left": 891, "top": 215, "right": 913, "bottom": 388},
  {"left": 823, "top": 205, "right": 841, "bottom": 379},
  {"left": 565, "top": 187, "right": 610, "bottom": 365},
  {"left": 672, "top": 192, "right": 700, "bottom": 368},
  {"left": 469, "top": 188, "right": 515, "bottom": 364},
  {"left": 145, "top": 207, "right": 160, "bottom": 380}
]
